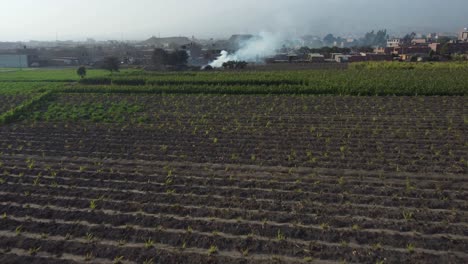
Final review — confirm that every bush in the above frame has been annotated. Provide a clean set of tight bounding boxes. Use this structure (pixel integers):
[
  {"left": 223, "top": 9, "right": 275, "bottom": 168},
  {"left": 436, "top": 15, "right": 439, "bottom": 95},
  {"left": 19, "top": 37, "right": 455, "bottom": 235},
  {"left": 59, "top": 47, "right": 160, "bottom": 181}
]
[
  {"left": 112, "top": 78, "right": 146, "bottom": 86},
  {"left": 222, "top": 61, "right": 248, "bottom": 69},
  {"left": 101, "top": 57, "right": 120, "bottom": 73},
  {"left": 0, "top": 91, "right": 52, "bottom": 125},
  {"left": 79, "top": 77, "right": 112, "bottom": 85},
  {"left": 77, "top": 66, "right": 87, "bottom": 78}
]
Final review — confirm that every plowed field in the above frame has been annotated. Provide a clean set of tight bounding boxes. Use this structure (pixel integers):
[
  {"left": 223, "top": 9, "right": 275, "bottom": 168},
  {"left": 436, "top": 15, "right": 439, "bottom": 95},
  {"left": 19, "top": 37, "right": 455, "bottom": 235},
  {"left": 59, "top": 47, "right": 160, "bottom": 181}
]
[{"left": 0, "top": 94, "right": 466, "bottom": 264}]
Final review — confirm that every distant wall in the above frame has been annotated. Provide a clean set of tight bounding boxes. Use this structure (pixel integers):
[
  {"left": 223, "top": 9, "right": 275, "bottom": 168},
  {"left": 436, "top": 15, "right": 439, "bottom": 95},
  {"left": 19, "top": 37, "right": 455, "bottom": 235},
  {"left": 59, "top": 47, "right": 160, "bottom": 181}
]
[{"left": 0, "top": 54, "right": 29, "bottom": 68}]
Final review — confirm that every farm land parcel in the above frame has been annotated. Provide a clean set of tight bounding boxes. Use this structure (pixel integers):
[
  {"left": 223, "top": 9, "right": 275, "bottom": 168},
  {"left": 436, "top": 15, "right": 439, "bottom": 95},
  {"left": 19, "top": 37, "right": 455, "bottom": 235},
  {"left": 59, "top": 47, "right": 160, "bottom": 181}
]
[{"left": 0, "top": 63, "right": 467, "bottom": 264}]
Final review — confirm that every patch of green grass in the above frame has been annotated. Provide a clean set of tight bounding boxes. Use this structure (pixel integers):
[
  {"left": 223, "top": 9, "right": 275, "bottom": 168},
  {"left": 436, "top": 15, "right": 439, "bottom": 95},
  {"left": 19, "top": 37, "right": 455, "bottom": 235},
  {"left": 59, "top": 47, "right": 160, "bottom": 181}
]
[
  {"left": 66, "top": 67, "right": 468, "bottom": 96},
  {"left": 0, "top": 68, "right": 113, "bottom": 81},
  {"left": 0, "top": 91, "right": 53, "bottom": 125},
  {"left": 3, "top": 65, "right": 468, "bottom": 96},
  {"left": 0, "top": 82, "right": 63, "bottom": 95},
  {"left": 30, "top": 101, "right": 145, "bottom": 123}
]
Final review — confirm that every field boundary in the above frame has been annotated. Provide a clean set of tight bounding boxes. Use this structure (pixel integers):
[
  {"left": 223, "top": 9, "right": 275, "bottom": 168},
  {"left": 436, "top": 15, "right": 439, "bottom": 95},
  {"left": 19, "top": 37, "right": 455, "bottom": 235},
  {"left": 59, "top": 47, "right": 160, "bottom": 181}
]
[{"left": 56, "top": 84, "right": 468, "bottom": 96}]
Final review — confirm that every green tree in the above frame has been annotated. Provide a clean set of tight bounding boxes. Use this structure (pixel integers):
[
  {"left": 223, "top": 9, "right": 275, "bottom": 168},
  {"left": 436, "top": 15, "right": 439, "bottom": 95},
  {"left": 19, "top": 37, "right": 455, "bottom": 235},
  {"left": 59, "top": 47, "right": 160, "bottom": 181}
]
[
  {"left": 402, "top": 32, "right": 416, "bottom": 46},
  {"left": 102, "top": 57, "right": 120, "bottom": 73},
  {"left": 152, "top": 49, "right": 188, "bottom": 67},
  {"left": 298, "top": 47, "right": 312, "bottom": 56},
  {"left": 77, "top": 66, "right": 86, "bottom": 78},
  {"left": 363, "top": 31, "right": 376, "bottom": 46},
  {"left": 222, "top": 61, "right": 248, "bottom": 69},
  {"left": 437, "top": 36, "right": 452, "bottom": 46},
  {"left": 355, "top": 46, "right": 374, "bottom": 53},
  {"left": 236, "top": 61, "right": 248, "bottom": 69},
  {"left": 323, "top": 34, "right": 336, "bottom": 46},
  {"left": 152, "top": 48, "right": 169, "bottom": 66},
  {"left": 203, "top": 65, "right": 213, "bottom": 71},
  {"left": 440, "top": 43, "right": 451, "bottom": 55},
  {"left": 168, "top": 50, "right": 189, "bottom": 66},
  {"left": 360, "top": 29, "right": 388, "bottom": 47},
  {"left": 222, "top": 61, "right": 234, "bottom": 69},
  {"left": 374, "top": 30, "right": 388, "bottom": 47}
]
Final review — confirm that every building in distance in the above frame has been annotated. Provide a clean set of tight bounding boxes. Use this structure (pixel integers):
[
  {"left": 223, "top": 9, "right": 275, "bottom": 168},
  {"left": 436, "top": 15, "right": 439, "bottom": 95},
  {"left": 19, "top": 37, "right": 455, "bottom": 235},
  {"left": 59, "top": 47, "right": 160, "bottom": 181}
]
[{"left": 459, "top": 28, "right": 468, "bottom": 42}]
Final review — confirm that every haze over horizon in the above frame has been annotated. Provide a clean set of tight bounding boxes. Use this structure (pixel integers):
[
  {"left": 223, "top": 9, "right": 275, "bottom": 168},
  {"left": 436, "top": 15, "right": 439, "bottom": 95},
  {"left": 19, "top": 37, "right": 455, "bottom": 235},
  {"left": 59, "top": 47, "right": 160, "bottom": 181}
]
[{"left": 1, "top": 0, "right": 467, "bottom": 42}]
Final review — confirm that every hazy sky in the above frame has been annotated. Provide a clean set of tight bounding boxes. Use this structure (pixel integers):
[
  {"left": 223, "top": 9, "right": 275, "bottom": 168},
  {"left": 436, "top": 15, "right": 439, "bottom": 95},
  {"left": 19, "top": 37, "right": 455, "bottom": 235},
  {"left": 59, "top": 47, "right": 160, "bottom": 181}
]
[{"left": 1, "top": 0, "right": 467, "bottom": 41}]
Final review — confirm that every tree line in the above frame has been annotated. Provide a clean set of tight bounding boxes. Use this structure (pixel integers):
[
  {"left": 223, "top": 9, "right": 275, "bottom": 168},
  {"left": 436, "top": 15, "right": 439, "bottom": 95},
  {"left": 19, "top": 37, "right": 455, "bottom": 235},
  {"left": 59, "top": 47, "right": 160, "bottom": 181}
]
[
  {"left": 321, "top": 30, "right": 389, "bottom": 47},
  {"left": 151, "top": 48, "right": 189, "bottom": 67}
]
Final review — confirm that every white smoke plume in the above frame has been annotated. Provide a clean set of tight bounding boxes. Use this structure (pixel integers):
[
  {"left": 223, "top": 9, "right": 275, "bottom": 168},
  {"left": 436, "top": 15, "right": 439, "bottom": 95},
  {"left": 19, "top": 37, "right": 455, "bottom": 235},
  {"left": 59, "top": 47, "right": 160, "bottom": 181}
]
[
  {"left": 209, "top": 51, "right": 232, "bottom": 68},
  {"left": 209, "top": 32, "right": 284, "bottom": 68}
]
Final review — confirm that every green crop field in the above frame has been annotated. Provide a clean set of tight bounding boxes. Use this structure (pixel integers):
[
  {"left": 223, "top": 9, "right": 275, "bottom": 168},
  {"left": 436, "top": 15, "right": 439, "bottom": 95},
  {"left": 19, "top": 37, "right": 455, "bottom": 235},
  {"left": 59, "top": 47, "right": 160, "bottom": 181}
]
[
  {"left": 0, "top": 62, "right": 467, "bottom": 263},
  {"left": 0, "top": 68, "right": 112, "bottom": 82},
  {"left": 1, "top": 62, "right": 468, "bottom": 95}
]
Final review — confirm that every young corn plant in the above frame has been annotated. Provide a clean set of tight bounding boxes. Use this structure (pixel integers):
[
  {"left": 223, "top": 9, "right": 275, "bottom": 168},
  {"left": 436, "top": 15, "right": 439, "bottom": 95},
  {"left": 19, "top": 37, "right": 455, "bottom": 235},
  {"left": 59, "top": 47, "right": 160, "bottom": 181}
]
[
  {"left": 407, "top": 243, "right": 415, "bottom": 254},
  {"left": 85, "top": 232, "right": 94, "bottom": 243},
  {"left": 15, "top": 225, "right": 23, "bottom": 236},
  {"left": 405, "top": 177, "right": 415, "bottom": 192},
  {"left": 89, "top": 200, "right": 97, "bottom": 210},
  {"left": 118, "top": 239, "right": 127, "bottom": 246},
  {"left": 338, "top": 176, "right": 345, "bottom": 186},
  {"left": 26, "top": 158, "right": 35, "bottom": 170},
  {"left": 208, "top": 245, "right": 218, "bottom": 256},
  {"left": 143, "top": 258, "right": 154, "bottom": 264},
  {"left": 28, "top": 246, "right": 41, "bottom": 256},
  {"left": 402, "top": 210, "right": 414, "bottom": 221},
  {"left": 33, "top": 176, "right": 40, "bottom": 186},
  {"left": 276, "top": 229, "right": 286, "bottom": 241},
  {"left": 113, "top": 256, "right": 124, "bottom": 264},
  {"left": 320, "top": 223, "right": 330, "bottom": 230},
  {"left": 372, "top": 243, "right": 383, "bottom": 251},
  {"left": 84, "top": 252, "right": 94, "bottom": 262},
  {"left": 144, "top": 238, "right": 154, "bottom": 249}
]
